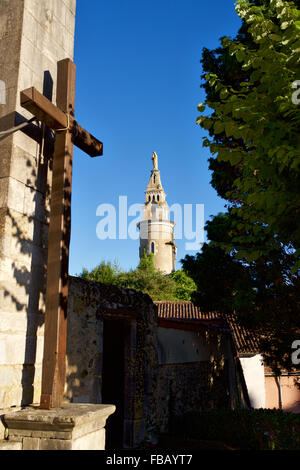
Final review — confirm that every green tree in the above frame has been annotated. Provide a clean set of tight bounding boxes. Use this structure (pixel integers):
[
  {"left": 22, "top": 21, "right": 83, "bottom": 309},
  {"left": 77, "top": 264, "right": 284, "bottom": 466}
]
[
  {"left": 198, "top": 0, "right": 300, "bottom": 265},
  {"left": 115, "top": 253, "right": 177, "bottom": 301},
  {"left": 182, "top": 214, "right": 252, "bottom": 313},
  {"left": 171, "top": 270, "right": 196, "bottom": 301},
  {"left": 80, "top": 260, "right": 121, "bottom": 285},
  {"left": 182, "top": 214, "right": 300, "bottom": 372}
]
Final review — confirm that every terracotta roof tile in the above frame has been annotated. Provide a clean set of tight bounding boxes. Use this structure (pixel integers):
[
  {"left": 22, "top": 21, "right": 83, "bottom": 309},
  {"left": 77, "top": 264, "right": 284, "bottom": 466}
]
[
  {"left": 154, "top": 301, "right": 260, "bottom": 355},
  {"left": 155, "top": 301, "right": 219, "bottom": 321}
]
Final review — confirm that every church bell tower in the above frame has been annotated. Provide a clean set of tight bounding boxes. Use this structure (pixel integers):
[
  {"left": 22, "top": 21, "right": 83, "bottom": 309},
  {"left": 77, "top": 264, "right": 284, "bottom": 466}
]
[{"left": 137, "top": 152, "right": 177, "bottom": 274}]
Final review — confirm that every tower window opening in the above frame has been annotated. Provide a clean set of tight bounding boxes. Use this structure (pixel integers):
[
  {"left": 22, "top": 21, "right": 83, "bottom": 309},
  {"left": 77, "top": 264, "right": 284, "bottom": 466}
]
[
  {"left": 151, "top": 242, "right": 155, "bottom": 254},
  {"left": 157, "top": 195, "right": 160, "bottom": 202},
  {"left": 154, "top": 175, "right": 156, "bottom": 184}
]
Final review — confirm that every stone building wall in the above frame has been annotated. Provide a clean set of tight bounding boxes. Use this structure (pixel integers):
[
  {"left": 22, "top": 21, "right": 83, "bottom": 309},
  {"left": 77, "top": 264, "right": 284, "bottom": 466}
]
[
  {"left": 0, "top": 0, "right": 76, "bottom": 412},
  {"left": 66, "top": 284, "right": 250, "bottom": 446},
  {"left": 155, "top": 325, "right": 233, "bottom": 434}
]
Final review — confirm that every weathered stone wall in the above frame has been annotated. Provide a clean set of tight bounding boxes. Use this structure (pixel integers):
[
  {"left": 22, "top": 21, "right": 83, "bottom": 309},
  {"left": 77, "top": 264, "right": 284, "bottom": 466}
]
[
  {"left": 65, "top": 279, "right": 250, "bottom": 446},
  {"left": 65, "top": 279, "right": 104, "bottom": 405},
  {"left": 0, "top": 0, "right": 76, "bottom": 413},
  {"left": 66, "top": 276, "right": 159, "bottom": 448},
  {"left": 65, "top": 281, "right": 250, "bottom": 447}
]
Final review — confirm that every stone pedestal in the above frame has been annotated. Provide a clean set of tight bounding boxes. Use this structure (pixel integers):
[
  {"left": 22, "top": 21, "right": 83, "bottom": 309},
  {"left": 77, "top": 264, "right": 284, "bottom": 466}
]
[{"left": 3, "top": 404, "right": 115, "bottom": 450}]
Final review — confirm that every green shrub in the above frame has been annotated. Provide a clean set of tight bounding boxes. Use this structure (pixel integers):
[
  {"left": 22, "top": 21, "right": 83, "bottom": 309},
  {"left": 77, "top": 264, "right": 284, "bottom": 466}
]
[{"left": 178, "top": 409, "right": 300, "bottom": 450}]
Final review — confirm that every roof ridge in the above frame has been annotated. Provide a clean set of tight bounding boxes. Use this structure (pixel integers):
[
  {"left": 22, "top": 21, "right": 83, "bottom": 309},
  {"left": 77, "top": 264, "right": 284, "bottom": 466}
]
[{"left": 155, "top": 300, "right": 260, "bottom": 355}]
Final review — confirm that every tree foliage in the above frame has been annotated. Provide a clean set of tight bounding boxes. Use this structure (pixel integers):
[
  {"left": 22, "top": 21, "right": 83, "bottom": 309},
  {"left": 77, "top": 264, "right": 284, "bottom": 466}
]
[
  {"left": 182, "top": 214, "right": 300, "bottom": 373},
  {"left": 80, "top": 260, "right": 122, "bottom": 285},
  {"left": 79, "top": 253, "right": 196, "bottom": 302}
]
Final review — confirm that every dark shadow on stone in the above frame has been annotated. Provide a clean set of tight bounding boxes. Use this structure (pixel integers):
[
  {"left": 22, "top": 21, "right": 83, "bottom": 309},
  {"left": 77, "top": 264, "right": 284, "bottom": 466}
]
[
  {"left": 21, "top": 72, "right": 55, "bottom": 405},
  {"left": 1, "top": 71, "right": 56, "bottom": 406}
]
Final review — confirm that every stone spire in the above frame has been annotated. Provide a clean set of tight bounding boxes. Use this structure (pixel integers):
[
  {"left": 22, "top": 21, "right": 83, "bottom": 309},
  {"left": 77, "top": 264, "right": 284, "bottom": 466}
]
[
  {"left": 144, "top": 152, "right": 165, "bottom": 201},
  {"left": 144, "top": 152, "right": 168, "bottom": 218},
  {"left": 137, "top": 152, "right": 177, "bottom": 274}
]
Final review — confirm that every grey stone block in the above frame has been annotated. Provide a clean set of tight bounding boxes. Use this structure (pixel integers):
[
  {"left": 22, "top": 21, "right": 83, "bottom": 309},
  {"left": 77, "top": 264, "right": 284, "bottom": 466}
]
[{"left": 3, "top": 403, "right": 115, "bottom": 450}]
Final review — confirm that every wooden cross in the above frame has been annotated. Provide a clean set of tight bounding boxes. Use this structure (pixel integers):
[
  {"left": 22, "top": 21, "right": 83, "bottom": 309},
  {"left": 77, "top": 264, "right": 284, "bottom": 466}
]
[{"left": 20, "top": 59, "right": 103, "bottom": 410}]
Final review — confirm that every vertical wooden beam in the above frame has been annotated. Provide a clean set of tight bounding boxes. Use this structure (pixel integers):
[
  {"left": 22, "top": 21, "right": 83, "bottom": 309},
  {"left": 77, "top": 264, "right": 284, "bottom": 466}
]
[{"left": 40, "top": 59, "right": 76, "bottom": 410}]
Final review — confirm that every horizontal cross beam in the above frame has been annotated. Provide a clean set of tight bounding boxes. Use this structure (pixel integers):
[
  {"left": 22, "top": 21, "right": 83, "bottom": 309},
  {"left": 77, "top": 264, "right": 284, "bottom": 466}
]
[{"left": 20, "top": 87, "right": 103, "bottom": 157}]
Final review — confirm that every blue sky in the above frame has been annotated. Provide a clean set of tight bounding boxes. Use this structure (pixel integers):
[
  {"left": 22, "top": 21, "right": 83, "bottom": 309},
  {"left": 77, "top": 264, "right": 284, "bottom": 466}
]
[{"left": 69, "top": 0, "right": 242, "bottom": 275}]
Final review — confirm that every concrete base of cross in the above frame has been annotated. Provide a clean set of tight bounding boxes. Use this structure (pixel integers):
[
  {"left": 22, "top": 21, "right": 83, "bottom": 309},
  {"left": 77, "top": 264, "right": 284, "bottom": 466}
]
[{"left": 2, "top": 403, "right": 116, "bottom": 450}]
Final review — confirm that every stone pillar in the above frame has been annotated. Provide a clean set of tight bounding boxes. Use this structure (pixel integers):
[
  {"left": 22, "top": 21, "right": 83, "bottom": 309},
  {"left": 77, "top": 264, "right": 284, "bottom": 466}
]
[
  {"left": 0, "top": 0, "right": 76, "bottom": 410},
  {"left": 2, "top": 404, "right": 115, "bottom": 450}
]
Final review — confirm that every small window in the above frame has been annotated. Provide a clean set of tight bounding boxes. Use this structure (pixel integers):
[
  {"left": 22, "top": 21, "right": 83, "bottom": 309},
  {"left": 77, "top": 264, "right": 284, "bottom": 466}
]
[
  {"left": 157, "top": 195, "right": 160, "bottom": 202},
  {"left": 151, "top": 242, "right": 155, "bottom": 254}
]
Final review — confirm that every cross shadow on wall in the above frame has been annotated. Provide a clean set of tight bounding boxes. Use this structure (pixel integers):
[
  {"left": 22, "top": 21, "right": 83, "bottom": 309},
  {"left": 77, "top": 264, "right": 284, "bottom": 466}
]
[{"left": 0, "top": 71, "right": 57, "bottom": 406}]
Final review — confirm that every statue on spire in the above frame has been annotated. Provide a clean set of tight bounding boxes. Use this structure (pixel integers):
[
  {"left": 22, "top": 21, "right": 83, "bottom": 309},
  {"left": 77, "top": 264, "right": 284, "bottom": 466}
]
[{"left": 152, "top": 152, "right": 158, "bottom": 170}]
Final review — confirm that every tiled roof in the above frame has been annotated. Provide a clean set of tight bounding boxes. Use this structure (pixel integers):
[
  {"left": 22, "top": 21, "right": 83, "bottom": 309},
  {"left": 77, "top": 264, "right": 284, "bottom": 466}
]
[
  {"left": 154, "top": 301, "right": 260, "bottom": 355},
  {"left": 155, "top": 301, "right": 219, "bottom": 321}
]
